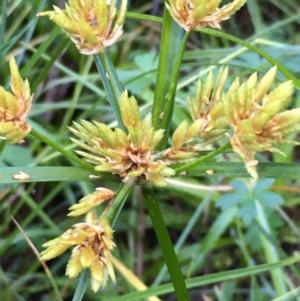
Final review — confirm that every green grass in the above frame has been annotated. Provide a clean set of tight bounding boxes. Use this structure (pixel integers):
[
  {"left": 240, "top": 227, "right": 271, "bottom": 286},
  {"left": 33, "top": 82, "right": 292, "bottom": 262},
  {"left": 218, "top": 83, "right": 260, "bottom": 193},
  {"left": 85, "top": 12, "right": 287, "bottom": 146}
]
[{"left": 1, "top": 1, "right": 300, "bottom": 300}]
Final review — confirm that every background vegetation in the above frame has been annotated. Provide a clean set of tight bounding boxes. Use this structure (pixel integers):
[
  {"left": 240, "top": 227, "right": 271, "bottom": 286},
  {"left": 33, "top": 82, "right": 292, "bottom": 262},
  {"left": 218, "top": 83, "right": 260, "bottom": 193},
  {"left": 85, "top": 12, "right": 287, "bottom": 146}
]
[{"left": 1, "top": 0, "right": 300, "bottom": 300}]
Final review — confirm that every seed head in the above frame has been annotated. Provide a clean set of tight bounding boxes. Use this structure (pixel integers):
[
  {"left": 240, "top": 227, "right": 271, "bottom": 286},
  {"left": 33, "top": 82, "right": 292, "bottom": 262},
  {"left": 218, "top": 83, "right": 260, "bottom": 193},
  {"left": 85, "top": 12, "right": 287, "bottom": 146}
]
[
  {"left": 70, "top": 91, "right": 175, "bottom": 186},
  {"left": 223, "top": 67, "right": 299, "bottom": 179},
  {"left": 166, "top": 0, "right": 246, "bottom": 31},
  {"left": 38, "top": 0, "right": 127, "bottom": 55},
  {"left": 40, "top": 218, "right": 116, "bottom": 292},
  {"left": 0, "top": 58, "right": 33, "bottom": 144}
]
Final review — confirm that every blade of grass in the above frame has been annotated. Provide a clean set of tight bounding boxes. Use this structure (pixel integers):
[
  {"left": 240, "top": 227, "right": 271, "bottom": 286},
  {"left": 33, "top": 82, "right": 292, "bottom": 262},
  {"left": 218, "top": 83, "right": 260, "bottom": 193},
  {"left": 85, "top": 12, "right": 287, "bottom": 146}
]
[
  {"left": 11, "top": 216, "right": 63, "bottom": 301},
  {"left": 30, "top": 128, "right": 95, "bottom": 172},
  {"left": 271, "top": 287, "right": 300, "bottom": 301},
  {"left": 159, "top": 31, "right": 190, "bottom": 149},
  {"left": 152, "top": 9, "right": 183, "bottom": 132},
  {"left": 181, "top": 162, "right": 300, "bottom": 179},
  {"left": 94, "top": 53, "right": 125, "bottom": 131},
  {"left": 16, "top": 0, "right": 47, "bottom": 64},
  {"left": 72, "top": 269, "right": 89, "bottom": 301},
  {"left": 108, "top": 256, "right": 300, "bottom": 301},
  {"left": 153, "top": 192, "right": 211, "bottom": 286},
  {"left": 198, "top": 28, "right": 300, "bottom": 88},
  {"left": 103, "top": 48, "right": 123, "bottom": 96},
  {"left": 188, "top": 207, "right": 238, "bottom": 275},
  {"left": 20, "top": 27, "right": 60, "bottom": 76},
  {"left": 0, "top": 166, "right": 95, "bottom": 183},
  {"left": 175, "top": 142, "right": 231, "bottom": 173},
  {"left": 255, "top": 201, "right": 287, "bottom": 296},
  {"left": 246, "top": 0, "right": 265, "bottom": 33},
  {"left": 106, "top": 178, "right": 136, "bottom": 226},
  {"left": 31, "top": 37, "right": 70, "bottom": 91},
  {"left": 143, "top": 187, "right": 191, "bottom": 301},
  {"left": 0, "top": 0, "right": 8, "bottom": 65}
]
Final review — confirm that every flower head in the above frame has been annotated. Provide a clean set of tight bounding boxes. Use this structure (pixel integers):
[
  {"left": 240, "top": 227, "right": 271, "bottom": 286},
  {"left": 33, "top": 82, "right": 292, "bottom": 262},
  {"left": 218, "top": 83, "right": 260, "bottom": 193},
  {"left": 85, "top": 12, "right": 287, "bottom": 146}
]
[
  {"left": 38, "top": 0, "right": 127, "bottom": 55},
  {"left": 166, "top": 0, "right": 246, "bottom": 31},
  {"left": 70, "top": 91, "right": 175, "bottom": 186},
  {"left": 223, "top": 66, "right": 299, "bottom": 179},
  {"left": 40, "top": 218, "right": 115, "bottom": 292},
  {"left": 68, "top": 187, "right": 115, "bottom": 217},
  {"left": 163, "top": 119, "right": 203, "bottom": 160},
  {"left": 0, "top": 57, "right": 33, "bottom": 144},
  {"left": 188, "top": 67, "right": 229, "bottom": 141}
]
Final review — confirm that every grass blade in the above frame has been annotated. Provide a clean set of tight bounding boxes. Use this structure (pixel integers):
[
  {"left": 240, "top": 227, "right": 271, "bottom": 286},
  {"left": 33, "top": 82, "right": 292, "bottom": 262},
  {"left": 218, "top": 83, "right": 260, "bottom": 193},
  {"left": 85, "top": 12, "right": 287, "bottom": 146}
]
[{"left": 143, "top": 187, "right": 191, "bottom": 301}]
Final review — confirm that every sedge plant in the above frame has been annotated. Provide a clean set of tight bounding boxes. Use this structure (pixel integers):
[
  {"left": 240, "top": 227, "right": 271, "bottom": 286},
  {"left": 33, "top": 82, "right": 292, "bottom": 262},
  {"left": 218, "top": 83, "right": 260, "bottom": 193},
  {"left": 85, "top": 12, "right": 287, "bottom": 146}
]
[{"left": 1, "top": 0, "right": 300, "bottom": 300}]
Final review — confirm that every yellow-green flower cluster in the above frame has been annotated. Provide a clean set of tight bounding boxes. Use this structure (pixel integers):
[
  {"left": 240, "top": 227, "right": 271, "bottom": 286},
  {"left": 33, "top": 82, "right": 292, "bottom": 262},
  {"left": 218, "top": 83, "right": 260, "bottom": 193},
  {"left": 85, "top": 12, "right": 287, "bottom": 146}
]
[
  {"left": 166, "top": 0, "right": 246, "bottom": 31},
  {"left": 68, "top": 187, "right": 115, "bottom": 217},
  {"left": 186, "top": 66, "right": 300, "bottom": 179},
  {"left": 0, "top": 57, "right": 33, "bottom": 144},
  {"left": 188, "top": 67, "right": 229, "bottom": 140},
  {"left": 70, "top": 91, "right": 175, "bottom": 186},
  {"left": 223, "top": 66, "right": 298, "bottom": 179},
  {"left": 38, "top": 0, "right": 127, "bottom": 55},
  {"left": 40, "top": 218, "right": 115, "bottom": 292}
]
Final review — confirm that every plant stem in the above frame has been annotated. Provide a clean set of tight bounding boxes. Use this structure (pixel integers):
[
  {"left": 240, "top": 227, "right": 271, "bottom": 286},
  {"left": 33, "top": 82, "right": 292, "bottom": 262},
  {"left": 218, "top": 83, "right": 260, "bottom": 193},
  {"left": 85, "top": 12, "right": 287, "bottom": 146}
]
[
  {"left": 143, "top": 187, "right": 191, "bottom": 301},
  {"left": 0, "top": 140, "right": 6, "bottom": 154},
  {"left": 255, "top": 200, "right": 287, "bottom": 296},
  {"left": 0, "top": 0, "right": 8, "bottom": 66},
  {"left": 72, "top": 269, "right": 89, "bottom": 301},
  {"left": 105, "top": 178, "right": 135, "bottom": 226},
  {"left": 175, "top": 142, "right": 231, "bottom": 173},
  {"left": 103, "top": 48, "right": 123, "bottom": 96},
  {"left": 152, "top": 9, "right": 183, "bottom": 131},
  {"left": 159, "top": 31, "right": 190, "bottom": 149},
  {"left": 30, "top": 128, "right": 94, "bottom": 172},
  {"left": 93, "top": 53, "right": 126, "bottom": 131}
]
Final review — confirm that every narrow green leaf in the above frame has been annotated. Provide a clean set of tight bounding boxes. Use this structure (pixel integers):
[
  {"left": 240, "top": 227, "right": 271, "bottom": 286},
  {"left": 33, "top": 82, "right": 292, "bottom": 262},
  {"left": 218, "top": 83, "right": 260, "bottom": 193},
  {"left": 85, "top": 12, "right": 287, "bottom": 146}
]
[
  {"left": 198, "top": 28, "right": 300, "bottom": 88},
  {"left": 143, "top": 187, "right": 191, "bottom": 301},
  {"left": 271, "top": 287, "right": 300, "bottom": 301},
  {"left": 188, "top": 207, "right": 238, "bottom": 275},
  {"left": 159, "top": 31, "right": 190, "bottom": 149},
  {"left": 175, "top": 142, "right": 231, "bottom": 173},
  {"left": 93, "top": 53, "right": 125, "bottom": 131},
  {"left": 31, "top": 36, "right": 70, "bottom": 91},
  {"left": 108, "top": 256, "right": 300, "bottom": 301},
  {"left": 30, "top": 128, "right": 95, "bottom": 172},
  {"left": 0, "top": 167, "right": 93, "bottom": 183},
  {"left": 153, "top": 192, "right": 212, "bottom": 286},
  {"left": 183, "top": 162, "right": 300, "bottom": 179},
  {"left": 0, "top": 0, "right": 8, "bottom": 65},
  {"left": 106, "top": 179, "right": 136, "bottom": 226},
  {"left": 72, "top": 269, "right": 89, "bottom": 301},
  {"left": 256, "top": 201, "right": 287, "bottom": 296},
  {"left": 21, "top": 27, "right": 60, "bottom": 76},
  {"left": 152, "top": 9, "right": 183, "bottom": 131}
]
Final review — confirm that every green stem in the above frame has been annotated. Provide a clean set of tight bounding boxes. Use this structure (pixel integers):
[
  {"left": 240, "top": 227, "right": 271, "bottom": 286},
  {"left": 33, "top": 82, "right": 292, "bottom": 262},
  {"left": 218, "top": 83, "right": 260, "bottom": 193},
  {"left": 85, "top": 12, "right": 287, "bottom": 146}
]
[
  {"left": 0, "top": 0, "right": 8, "bottom": 66},
  {"left": 175, "top": 142, "right": 231, "bottom": 173},
  {"left": 198, "top": 28, "right": 300, "bottom": 89},
  {"left": 255, "top": 200, "right": 287, "bottom": 296},
  {"left": 93, "top": 53, "right": 125, "bottom": 131},
  {"left": 159, "top": 31, "right": 190, "bottom": 149},
  {"left": 143, "top": 187, "right": 191, "bottom": 301},
  {"left": 30, "top": 128, "right": 94, "bottom": 172},
  {"left": 103, "top": 48, "right": 124, "bottom": 95},
  {"left": 153, "top": 192, "right": 211, "bottom": 286},
  {"left": 152, "top": 9, "right": 183, "bottom": 131},
  {"left": 72, "top": 269, "right": 89, "bottom": 301},
  {"left": 0, "top": 140, "right": 6, "bottom": 154},
  {"left": 105, "top": 178, "right": 135, "bottom": 226}
]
